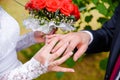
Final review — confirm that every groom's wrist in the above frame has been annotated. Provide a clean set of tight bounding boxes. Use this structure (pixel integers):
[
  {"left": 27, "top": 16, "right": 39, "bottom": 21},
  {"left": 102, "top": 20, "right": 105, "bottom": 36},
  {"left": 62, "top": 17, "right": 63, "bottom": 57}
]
[{"left": 79, "top": 30, "right": 93, "bottom": 44}]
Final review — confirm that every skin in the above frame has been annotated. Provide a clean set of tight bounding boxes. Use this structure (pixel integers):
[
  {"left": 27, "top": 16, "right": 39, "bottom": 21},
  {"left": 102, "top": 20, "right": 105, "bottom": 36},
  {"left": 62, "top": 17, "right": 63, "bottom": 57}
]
[
  {"left": 46, "top": 31, "right": 91, "bottom": 61},
  {"left": 34, "top": 29, "right": 57, "bottom": 43},
  {"left": 34, "top": 37, "right": 75, "bottom": 72},
  {"left": 33, "top": 29, "right": 74, "bottom": 72},
  {"left": 0, "top": 1, "right": 73, "bottom": 73}
]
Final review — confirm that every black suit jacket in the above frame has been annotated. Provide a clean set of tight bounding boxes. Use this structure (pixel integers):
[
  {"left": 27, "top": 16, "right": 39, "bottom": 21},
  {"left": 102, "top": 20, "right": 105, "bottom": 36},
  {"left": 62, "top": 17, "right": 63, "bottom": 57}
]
[{"left": 86, "top": 4, "right": 120, "bottom": 80}]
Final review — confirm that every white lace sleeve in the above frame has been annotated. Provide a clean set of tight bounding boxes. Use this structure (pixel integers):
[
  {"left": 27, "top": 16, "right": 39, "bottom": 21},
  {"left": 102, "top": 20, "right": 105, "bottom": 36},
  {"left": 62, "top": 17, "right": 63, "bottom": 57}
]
[
  {"left": 0, "top": 58, "right": 48, "bottom": 80},
  {"left": 16, "top": 32, "right": 36, "bottom": 52}
]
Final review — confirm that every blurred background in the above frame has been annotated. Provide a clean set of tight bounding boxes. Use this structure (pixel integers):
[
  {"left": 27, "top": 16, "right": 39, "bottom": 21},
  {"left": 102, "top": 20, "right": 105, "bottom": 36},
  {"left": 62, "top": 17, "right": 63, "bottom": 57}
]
[{"left": 0, "top": 0, "right": 119, "bottom": 80}]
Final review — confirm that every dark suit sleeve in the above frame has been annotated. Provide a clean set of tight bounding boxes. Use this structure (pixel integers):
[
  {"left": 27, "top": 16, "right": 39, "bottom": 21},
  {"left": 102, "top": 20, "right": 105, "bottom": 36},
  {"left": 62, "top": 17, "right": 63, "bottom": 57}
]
[{"left": 86, "top": 4, "right": 120, "bottom": 54}]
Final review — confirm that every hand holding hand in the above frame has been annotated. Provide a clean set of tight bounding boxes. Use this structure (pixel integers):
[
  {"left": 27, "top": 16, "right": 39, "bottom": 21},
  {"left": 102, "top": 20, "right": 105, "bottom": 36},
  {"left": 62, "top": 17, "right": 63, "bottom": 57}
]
[
  {"left": 46, "top": 32, "right": 91, "bottom": 61},
  {"left": 33, "top": 37, "right": 74, "bottom": 72},
  {"left": 34, "top": 29, "right": 57, "bottom": 43}
]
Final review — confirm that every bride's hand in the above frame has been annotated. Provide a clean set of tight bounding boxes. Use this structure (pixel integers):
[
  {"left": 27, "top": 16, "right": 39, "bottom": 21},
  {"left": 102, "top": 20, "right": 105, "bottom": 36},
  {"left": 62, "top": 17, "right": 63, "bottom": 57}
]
[
  {"left": 34, "top": 29, "right": 57, "bottom": 43},
  {"left": 33, "top": 37, "right": 74, "bottom": 72}
]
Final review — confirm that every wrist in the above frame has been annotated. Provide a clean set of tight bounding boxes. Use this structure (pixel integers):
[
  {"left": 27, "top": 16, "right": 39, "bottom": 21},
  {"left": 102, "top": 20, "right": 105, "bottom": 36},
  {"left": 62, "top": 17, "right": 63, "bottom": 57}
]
[
  {"left": 79, "top": 31, "right": 93, "bottom": 44},
  {"left": 31, "top": 58, "right": 48, "bottom": 74},
  {"left": 33, "top": 55, "right": 45, "bottom": 65}
]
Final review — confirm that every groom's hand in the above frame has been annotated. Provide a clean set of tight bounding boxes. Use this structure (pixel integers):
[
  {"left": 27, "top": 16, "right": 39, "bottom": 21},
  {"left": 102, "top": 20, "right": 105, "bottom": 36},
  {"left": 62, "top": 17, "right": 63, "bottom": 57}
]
[{"left": 46, "top": 32, "right": 91, "bottom": 61}]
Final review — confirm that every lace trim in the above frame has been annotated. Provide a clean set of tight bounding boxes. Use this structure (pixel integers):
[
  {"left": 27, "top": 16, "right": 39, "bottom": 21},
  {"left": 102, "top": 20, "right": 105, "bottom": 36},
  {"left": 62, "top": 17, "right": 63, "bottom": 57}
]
[{"left": 0, "top": 58, "right": 48, "bottom": 80}]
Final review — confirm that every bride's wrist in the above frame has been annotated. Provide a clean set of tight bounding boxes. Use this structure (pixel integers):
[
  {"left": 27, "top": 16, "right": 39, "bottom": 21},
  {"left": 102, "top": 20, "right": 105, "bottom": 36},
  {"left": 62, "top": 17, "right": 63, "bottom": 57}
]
[
  {"left": 30, "top": 58, "right": 48, "bottom": 74},
  {"left": 33, "top": 55, "right": 46, "bottom": 65}
]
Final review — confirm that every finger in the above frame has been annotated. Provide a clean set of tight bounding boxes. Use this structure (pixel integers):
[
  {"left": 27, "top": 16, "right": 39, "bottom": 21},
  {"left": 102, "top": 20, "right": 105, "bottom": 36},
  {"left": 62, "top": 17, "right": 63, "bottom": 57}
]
[
  {"left": 63, "top": 41, "right": 78, "bottom": 56},
  {"left": 50, "top": 66, "right": 75, "bottom": 72},
  {"left": 50, "top": 42, "right": 69, "bottom": 61},
  {"left": 52, "top": 39, "right": 68, "bottom": 53},
  {"left": 46, "top": 38, "right": 54, "bottom": 44},
  {"left": 73, "top": 44, "right": 88, "bottom": 61},
  {"left": 45, "top": 37, "right": 59, "bottom": 53},
  {"left": 45, "top": 34, "right": 59, "bottom": 44},
  {"left": 46, "top": 34, "right": 57, "bottom": 38},
  {"left": 46, "top": 34, "right": 62, "bottom": 39},
  {"left": 46, "top": 36, "right": 61, "bottom": 44},
  {"left": 40, "top": 38, "right": 45, "bottom": 42},
  {"left": 39, "top": 36, "right": 46, "bottom": 42},
  {"left": 50, "top": 52, "right": 73, "bottom": 65},
  {"left": 46, "top": 34, "right": 63, "bottom": 44},
  {"left": 46, "top": 36, "right": 59, "bottom": 44}
]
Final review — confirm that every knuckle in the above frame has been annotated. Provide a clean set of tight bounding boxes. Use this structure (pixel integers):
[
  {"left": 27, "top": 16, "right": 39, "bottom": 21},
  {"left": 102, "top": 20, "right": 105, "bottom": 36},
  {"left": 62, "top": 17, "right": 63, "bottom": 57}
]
[
  {"left": 56, "top": 61, "right": 60, "bottom": 65},
  {"left": 54, "top": 53, "right": 59, "bottom": 57}
]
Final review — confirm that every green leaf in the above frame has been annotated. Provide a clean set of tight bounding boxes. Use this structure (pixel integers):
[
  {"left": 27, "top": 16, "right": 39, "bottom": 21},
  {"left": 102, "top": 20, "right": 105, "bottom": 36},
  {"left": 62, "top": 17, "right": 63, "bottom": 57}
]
[
  {"left": 80, "top": 7, "right": 86, "bottom": 11},
  {"left": 56, "top": 72, "right": 64, "bottom": 79},
  {"left": 68, "top": 15, "right": 75, "bottom": 20},
  {"left": 85, "top": 15, "right": 93, "bottom": 23},
  {"left": 92, "top": 0, "right": 99, "bottom": 5},
  {"left": 73, "top": 0, "right": 87, "bottom": 8},
  {"left": 99, "top": 58, "right": 108, "bottom": 70},
  {"left": 21, "top": 50, "right": 32, "bottom": 59},
  {"left": 65, "top": 57, "right": 75, "bottom": 68},
  {"left": 55, "top": 10, "right": 60, "bottom": 16},
  {"left": 101, "top": 0, "right": 108, "bottom": 2},
  {"left": 97, "top": 17, "right": 108, "bottom": 24},
  {"left": 96, "top": 3, "right": 108, "bottom": 16},
  {"left": 84, "top": 25, "right": 92, "bottom": 30},
  {"left": 77, "top": 57, "right": 83, "bottom": 62}
]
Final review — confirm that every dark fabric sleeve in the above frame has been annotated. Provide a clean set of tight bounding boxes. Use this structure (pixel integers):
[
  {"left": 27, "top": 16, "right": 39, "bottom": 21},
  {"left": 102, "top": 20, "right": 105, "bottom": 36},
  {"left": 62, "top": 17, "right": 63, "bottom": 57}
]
[{"left": 86, "top": 4, "right": 120, "bottom": 54}]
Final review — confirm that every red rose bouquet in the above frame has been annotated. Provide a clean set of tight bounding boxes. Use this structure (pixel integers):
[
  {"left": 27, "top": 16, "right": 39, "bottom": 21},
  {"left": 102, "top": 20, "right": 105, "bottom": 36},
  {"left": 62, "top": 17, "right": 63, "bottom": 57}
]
[{"left": 24, "top": 0, "right": 80, "bottom": 34}]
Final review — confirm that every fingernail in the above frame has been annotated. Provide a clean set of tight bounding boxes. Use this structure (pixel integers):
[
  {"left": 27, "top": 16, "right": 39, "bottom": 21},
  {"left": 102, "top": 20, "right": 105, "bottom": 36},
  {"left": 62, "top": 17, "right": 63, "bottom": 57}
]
[
  {"left": 71, "top": 69, "right": 75, "bottom": 72},
  {"left": 70, "top": 52, "right": 73, "bottom": 55}
]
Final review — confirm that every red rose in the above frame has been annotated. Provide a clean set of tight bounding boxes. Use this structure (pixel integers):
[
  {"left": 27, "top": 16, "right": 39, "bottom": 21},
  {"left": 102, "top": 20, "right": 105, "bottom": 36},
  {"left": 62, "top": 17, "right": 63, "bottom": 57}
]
[
  {"left": 60, "top": 2, "right": 74, "bottom": 16},
  {"left": 72, "top": 4, "right": 80, "bottom": 20},
  {"left": 25, "top": 1, "right": 34, "bottom": 10},
  {"left": 32, "top": 0, "right": 46, "bottom": 10},
  {"left": 59, "top": 0, "right": 72, "bottom": 2},
  {"left": 46, "top": 0, "right": 61, "bottom": 12}
]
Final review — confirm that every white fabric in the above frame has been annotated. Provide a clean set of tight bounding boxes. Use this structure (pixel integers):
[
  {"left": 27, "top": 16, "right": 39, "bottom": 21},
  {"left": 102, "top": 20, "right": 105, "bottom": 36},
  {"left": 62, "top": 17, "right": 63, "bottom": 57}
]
[
  {"left": 23, "top": 17, "right": 75, "bottom": 34},
  {"left": 0, "top": 58, "right": 48, "bottom": 80},
  {"left": 0, "top": 6, "right": 21, "bottom": 74},
  {"left": 0, "top": 7, "right": 48, "bottom": 79},
  {"left": 80, "top": 30, "right": 93, "bottom": 44},
  {"left": 116, "top": 70, "right": 120, "bottom": 80}
]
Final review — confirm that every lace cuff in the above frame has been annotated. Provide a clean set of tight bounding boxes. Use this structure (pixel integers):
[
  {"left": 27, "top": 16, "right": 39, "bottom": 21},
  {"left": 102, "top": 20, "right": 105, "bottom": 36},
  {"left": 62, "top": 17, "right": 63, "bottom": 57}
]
[{"left": 0, "top": 58, "right": 48, "bottom": 80}]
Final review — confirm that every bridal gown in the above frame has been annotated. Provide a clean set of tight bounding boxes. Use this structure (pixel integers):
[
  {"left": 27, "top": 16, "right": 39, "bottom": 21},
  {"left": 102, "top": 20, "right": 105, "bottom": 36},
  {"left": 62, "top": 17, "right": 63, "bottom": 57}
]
[{"left": 0, "top": 7, "right": 47, "bottom": 80}]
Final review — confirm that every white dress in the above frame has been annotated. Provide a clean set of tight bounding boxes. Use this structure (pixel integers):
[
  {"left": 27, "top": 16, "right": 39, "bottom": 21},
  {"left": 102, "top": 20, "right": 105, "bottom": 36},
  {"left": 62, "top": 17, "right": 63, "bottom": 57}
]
[{"left": 0, "top": 7, "right": 48, "bottom": 80}]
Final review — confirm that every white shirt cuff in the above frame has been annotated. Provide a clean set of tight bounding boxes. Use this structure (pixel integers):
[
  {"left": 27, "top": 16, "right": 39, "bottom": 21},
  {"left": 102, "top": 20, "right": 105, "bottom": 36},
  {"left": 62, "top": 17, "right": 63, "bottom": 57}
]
[{"left": 80, "top": 31, "right": 93, "bottom": 44}]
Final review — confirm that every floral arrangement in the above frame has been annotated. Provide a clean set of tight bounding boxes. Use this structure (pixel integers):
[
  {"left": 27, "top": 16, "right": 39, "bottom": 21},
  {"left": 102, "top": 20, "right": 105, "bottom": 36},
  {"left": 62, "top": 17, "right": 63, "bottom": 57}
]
[{"left": 24, "top": 0, "right": 80, "bottom": 34}]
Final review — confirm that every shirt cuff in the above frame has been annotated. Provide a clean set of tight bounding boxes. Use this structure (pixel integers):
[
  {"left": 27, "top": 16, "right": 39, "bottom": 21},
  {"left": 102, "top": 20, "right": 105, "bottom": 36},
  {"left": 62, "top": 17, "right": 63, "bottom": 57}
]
[{"left": 80, "top": 31, "right": 93, "bottom": 44}]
